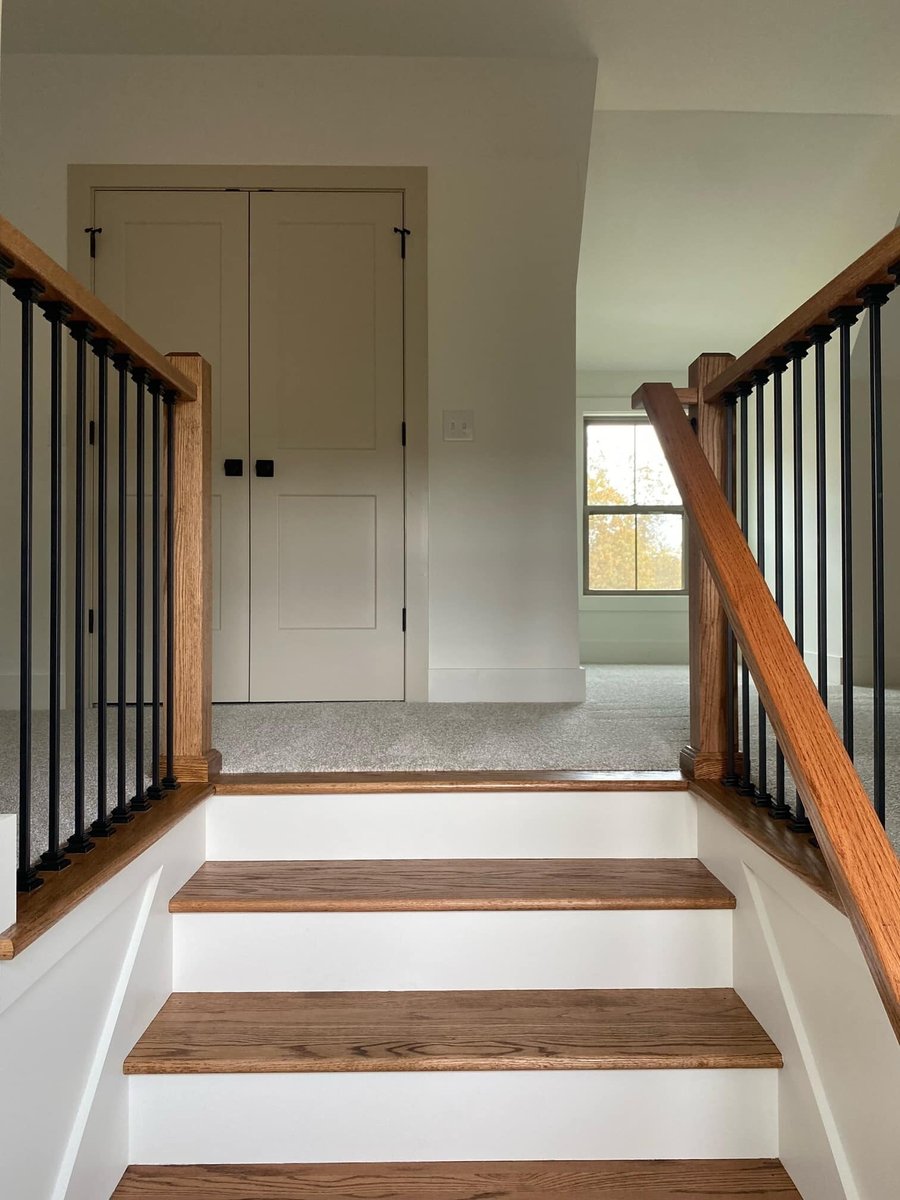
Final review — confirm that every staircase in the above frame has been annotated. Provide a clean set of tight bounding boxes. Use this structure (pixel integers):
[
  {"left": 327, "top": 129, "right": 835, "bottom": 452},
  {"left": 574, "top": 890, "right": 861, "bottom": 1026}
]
[{"left": 112, "top": 778, "right": 799, "bottom": 1197}]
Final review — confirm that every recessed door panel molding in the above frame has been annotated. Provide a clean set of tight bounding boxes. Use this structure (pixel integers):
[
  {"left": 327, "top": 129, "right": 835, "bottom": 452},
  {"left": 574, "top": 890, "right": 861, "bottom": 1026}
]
[
  {"left": 250, "top": 190, "right": 405, "bottom": 701},
  {"left": 91, "top": 190, "right": 250, "bottom": 702}
]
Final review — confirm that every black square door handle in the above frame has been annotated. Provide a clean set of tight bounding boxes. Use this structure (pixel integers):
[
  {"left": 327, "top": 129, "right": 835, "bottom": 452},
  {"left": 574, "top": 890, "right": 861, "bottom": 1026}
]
[
  {"left": 224, "top": 458, "right": 243, "bottom": 477},
  {"left": 255, "top": 459, "right": 275, "bottom": 478}
]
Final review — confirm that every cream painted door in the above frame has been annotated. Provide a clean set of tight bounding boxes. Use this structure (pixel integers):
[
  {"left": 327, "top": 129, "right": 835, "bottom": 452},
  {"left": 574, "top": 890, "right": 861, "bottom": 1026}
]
[
  {"left": 92, "top": 190, "right": 250, "bottom": 701},
  {"left": 249, "top": 191, "right": 406, "bottom": 700}
]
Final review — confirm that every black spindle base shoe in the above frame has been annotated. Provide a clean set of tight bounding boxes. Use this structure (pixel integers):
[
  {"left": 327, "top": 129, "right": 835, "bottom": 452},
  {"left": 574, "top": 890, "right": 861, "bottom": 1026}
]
[
  {"left": 130, "top": 794, "right": 153, "bottom": 812},
  {"left": 38, "top": 848, "right": 72, "bottom": 872},
  {"left": 736, "top": 783, "right": 756, "bottom": 797},
  {"left": 66, "top": 833, "right": 96, "bottom": 854},
  {"left": 146, "top": 784, "right": 165, "bottom": 801},
  {"left": 110, "top": 806, "right": 135, "bottom": 825},
  {"left": 162, "top": 776, "right": 180, "bottom": 791},
  {"left": 752, "top": 792, "right": 772, "bottom": 808},
  {"left": 90, "top": 818, "right": 117, "bottom": 838},
  {"left": 722, "top": 773, "right": 740, "bottom": 788},
  {"left": 768, "top": 802, "right": 792, "bottom": 820},
  {"left": 789, "top": 817, "right": 813, "bottom": 834},
  {"left": 17, "top": 867, "right": 44, "bottom": 893}
]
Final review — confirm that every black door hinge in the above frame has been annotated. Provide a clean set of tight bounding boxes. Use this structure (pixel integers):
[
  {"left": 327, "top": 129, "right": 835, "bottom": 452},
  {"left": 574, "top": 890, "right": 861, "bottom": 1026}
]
[
  {"left": 88, "top": 419, "right": 95, "bottom": 446},
  {"left": 401, "top": 421, "right": 407, "bottom": 447},
  {"left": 402, "top": 607, "right": 407, "bottom": 632},
  {"left": 393, "top": 226, "right": 411, "bottom": 258},
  {"left": 88, "top": 608, "right": 94, "bottom": 634},
  {"left": 84, "top": 227, "right": 102, "bottom": 258}
]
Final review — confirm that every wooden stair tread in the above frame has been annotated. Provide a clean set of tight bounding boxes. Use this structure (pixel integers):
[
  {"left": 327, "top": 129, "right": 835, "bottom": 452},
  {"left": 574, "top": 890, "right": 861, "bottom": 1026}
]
[
  {"left": 124, "top": 988, "right": 781, "bottom": 1074},
  {"left": 170, "top": 858, "right": 735, "bottom": 913},
  {"left": 211, "top": 770, "right": 688, "bottom": 794},
  {"left": 113, "top": 1159, "right": 802, "bottom": 1197}
]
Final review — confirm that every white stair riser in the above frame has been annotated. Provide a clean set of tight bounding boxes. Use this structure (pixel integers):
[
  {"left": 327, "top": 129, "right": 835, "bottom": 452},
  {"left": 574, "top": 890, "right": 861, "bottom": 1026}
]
[
  {"left": 129, "top": 1069, "right": 778, "bottom": 1163},
  {"left": 206, "top": 791, "right": 698, "bottom": 860},
  {"left": 173, "top": 909, "right": 733, "bottom": 990}
]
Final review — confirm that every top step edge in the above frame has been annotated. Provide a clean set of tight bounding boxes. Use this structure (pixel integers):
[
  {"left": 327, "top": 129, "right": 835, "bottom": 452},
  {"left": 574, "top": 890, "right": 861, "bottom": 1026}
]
[{"left": 211, "top": 771, "right": 689, "bottom": 795}]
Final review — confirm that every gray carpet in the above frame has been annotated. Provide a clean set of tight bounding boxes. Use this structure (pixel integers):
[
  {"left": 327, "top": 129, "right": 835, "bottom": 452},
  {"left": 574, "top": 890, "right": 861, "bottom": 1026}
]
[{"left": 1, "top": 665, "right": 899, "bottom": 866}]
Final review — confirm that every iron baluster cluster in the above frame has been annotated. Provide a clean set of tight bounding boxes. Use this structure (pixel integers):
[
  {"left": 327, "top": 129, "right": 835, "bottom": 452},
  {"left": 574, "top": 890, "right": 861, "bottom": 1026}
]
[
  {"left": 720, "top": 265, "right": 900, "bottom": 833},
  {"left": 1, "top": 267, "right": 181, "bottom": 891}
]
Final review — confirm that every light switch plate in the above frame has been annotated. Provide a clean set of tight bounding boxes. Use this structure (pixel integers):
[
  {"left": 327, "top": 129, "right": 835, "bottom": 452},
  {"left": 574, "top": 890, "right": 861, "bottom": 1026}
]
[{"left": 443, "top": 409, "right": 475, "bottom": 441}]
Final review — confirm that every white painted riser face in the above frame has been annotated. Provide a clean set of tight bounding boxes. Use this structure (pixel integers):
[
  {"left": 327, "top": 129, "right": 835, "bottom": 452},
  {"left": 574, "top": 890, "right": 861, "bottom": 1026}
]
[
  {"left": 173, "top": 909, "right": 733, "bottom": 991},
  {"left": 206, "top": 791, "right": 698, "bottom": 859},
  {"left": 129, "top": 1068, "right": 779, "bottom": 1163}
]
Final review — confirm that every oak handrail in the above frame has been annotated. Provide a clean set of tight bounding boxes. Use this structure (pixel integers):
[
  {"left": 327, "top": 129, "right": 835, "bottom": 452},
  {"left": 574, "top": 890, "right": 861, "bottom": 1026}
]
[
  {"left": 704, "top": 225, "right": 900, "bottom": 404},
  {"left": 0, "top": 213, "right": 196, "bottom": 401},
  {"left": 633, "top": 380, "right": 900, "bottom": 1040}
]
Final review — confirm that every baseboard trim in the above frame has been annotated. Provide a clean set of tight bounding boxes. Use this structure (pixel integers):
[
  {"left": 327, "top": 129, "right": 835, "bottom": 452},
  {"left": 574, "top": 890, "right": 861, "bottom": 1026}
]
[{"left": 428, "top": 668, "right": 585, "bottom": 703}]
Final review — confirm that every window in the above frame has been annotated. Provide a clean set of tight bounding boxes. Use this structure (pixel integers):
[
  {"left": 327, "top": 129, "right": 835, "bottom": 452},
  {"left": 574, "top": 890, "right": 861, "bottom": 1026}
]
[{"left": 583, "top": 417, "right": 685, "bottom": 594}]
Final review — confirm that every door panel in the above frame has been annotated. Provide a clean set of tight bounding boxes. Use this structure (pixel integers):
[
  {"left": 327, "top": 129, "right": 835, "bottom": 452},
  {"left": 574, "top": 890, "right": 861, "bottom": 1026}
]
[
  {"left": 249, "top": 191, "right": 405, "bottom": 700},
  {"left": 92, "top": 190, "right": 249, "bottom": 701}
]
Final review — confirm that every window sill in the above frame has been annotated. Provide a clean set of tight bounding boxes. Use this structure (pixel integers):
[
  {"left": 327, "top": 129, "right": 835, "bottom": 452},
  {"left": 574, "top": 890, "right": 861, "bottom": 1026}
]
[{"left": 579, "top": 593, "right": 689, "bottom": 613}]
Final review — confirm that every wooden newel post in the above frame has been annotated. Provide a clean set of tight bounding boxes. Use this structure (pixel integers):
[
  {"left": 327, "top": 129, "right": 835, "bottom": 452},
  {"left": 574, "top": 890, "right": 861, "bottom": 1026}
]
[
  {"left": 165, "top": 353, "right": 221, "bottom": 782},
  {"left": 680, "top": 352, "right": 736, "bottom": 781}
]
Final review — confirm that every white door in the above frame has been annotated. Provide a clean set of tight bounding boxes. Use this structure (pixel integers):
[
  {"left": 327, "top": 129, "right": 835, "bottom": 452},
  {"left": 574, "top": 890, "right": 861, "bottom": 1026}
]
[
  {"left": 248, "top": 191, "right": 406, "bottom": 700},
  {"left": 92, "top": 190, "right": 250, "bottom": 702}
]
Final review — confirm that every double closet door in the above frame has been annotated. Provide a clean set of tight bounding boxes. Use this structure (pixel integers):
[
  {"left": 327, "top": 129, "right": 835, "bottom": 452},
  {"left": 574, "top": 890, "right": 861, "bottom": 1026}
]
[{"left": 92, "top": 188, "right": 406, "bottom": 702}]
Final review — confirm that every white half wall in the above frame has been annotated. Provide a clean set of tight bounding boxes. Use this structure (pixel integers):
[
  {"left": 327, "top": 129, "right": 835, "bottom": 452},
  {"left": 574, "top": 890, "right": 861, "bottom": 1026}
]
[
  {"left": 699, "top": 801, "right": 900, "bottom": 1200},
  {"left": 0, "top": 53, "right": 597, "bottom": 704}
]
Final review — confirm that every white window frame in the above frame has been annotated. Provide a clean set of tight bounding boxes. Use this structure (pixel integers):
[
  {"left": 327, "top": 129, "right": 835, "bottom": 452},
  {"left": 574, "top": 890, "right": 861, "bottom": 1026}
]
[{"left": 582, "top": 414, "right": 687, "bottom": 597}]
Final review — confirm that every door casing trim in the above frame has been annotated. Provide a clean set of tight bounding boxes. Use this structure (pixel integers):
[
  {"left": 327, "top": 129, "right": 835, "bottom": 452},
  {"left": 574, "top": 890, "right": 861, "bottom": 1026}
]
[{"left": 68, "top": 164, "right": 428, "bottom": 702}]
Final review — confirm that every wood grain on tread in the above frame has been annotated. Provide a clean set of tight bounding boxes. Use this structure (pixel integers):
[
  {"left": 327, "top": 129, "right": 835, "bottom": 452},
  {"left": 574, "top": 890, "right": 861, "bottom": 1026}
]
[
  {"left": 123, "top": 988, "right": 781, "bottom": 1075},
  {"left": 113, "top": 1159, "right": 802, "bottom": 1198},
  {"left": 0, "top": 784, "right": 212, "bottom": 960},
  {"left": 211, "top": 770, "right": 688, "bottom": 794},
  {"left": 170, "top": 858, "right": 735, "bottom": 913}
]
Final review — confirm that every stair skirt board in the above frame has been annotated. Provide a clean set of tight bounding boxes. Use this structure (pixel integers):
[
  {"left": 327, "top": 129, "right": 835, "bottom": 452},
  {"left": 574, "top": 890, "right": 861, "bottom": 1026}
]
[
  {"left": 172, "top": 909, "right": 734, "bottom": 991},
  {"left": 205, "top": 791, "right": 699, "bottom": 860},
  {"left": 128, "top": 1069, "right": 780, "bottom": 1163}
]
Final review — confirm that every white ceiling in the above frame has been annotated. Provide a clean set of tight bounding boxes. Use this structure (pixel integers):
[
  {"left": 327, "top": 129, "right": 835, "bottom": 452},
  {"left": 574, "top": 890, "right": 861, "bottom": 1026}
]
[
  {"left": 6, "top": 0, "right": 900, "bottom": 116},
  {"left": 5, "top": 1, "right": 900, "bottom": 372},
  {"left": 576, "top": 110, "right": 900, "bottom": 371}
]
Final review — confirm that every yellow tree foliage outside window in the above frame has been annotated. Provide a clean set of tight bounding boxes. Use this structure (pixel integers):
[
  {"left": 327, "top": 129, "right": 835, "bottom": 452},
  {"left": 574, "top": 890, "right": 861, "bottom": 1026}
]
[{"left": 585, "top": 422, "right": 684, "bottom": 592}]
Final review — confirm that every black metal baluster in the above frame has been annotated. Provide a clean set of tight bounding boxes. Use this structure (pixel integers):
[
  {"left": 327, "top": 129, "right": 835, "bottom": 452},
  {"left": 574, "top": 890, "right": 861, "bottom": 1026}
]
[
  {"left": 131, "top": 368, "right": 151, "bottom": 811},
  {"left": 91, "top": 339, "right": 115, "bottom": 837},
  {"left": 147, "top": 380, "right": 164, "bottom": 800},
  {"left": 832, "top": 306, "right": 860, "bottom": 760},
  {"left": 67, "top": 322, "right": 95, "bottom": 854},
  {"left": 37, "top": 302, "right": 72, "bottom": 871},
  {"left": 786, "top": 341, "right": 812, "bottom": 833},
  {"left": 111, "top": 356, "right": 133, "bottom": 824},
  {"left": 723, "top": 394, "right": 739, "bottom": 787},
  {"left": 752, "top": 370, "right": 771, "bottom": 807},
  {"left": 769, "top": 357, "right": 791, "bottom": 819},
  {"left": 13, "top": 278, "right": 44, "bottom": 891},
  {"left": 809, "top": 325, "right": 833, "bottom": 714},
  {"left": 162, "top": 391, "right": 180, "bottom": 792},
  {"left": 737, "top": 384, "right": 755, "bottom": 797},
  {"left": 861, "top": 284, "right": 893, "bottom": 825}
]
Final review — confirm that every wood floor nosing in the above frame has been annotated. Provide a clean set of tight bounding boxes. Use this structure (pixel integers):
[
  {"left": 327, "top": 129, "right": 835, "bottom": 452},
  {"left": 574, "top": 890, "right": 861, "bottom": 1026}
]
[
  {"left": 211, "top": 769, "right": 689, "bottom": 795},
  {"left": 123, "top": 988, "right": 782, "bottom": 1076},
  {"left": 169, "top": 857, "right": 736, "bottom": 913},
  {"left": 112, "top": 1159, "right": 802, "bottom": 1197}
]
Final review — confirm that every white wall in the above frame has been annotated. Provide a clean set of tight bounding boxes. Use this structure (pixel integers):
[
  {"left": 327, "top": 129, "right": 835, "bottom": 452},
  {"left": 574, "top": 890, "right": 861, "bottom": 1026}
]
[
  {"left": 576, "top": 369, "right": 689, "bottom": 665},
  {"left": 699, "top": 803, "right": 900, "bottom": 1200},
  {"left": 0, "top": 53, "right": 597, "bottom": 704}
]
